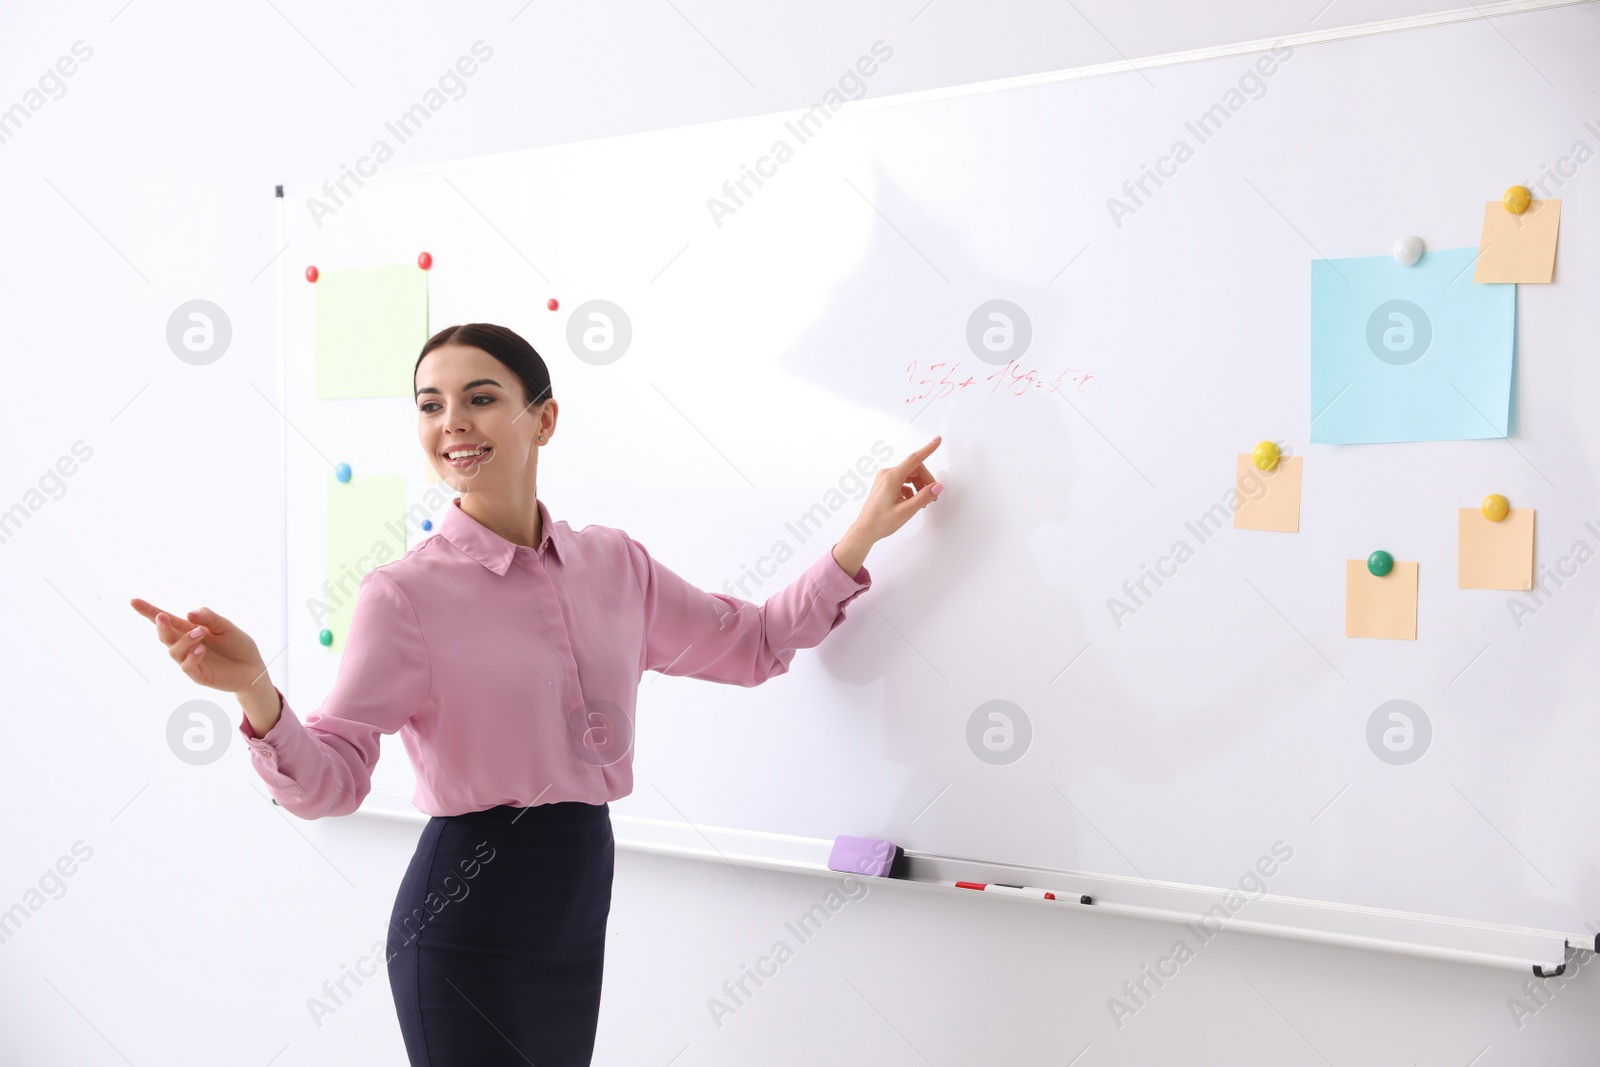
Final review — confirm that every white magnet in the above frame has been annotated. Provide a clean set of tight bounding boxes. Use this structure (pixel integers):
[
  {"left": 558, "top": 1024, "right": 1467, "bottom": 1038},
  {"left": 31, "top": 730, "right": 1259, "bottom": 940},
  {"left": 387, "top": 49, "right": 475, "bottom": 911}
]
[{"left": 1393, "top": 235, "right": 1423, "bottom": 267}]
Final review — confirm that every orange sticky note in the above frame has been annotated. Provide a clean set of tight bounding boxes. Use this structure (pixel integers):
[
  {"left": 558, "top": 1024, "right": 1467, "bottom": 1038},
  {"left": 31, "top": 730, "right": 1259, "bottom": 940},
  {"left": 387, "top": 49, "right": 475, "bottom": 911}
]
[
  {"left": 1233, "top": 454, "right": 1302, "bottom": 532},
  {"left": 1474, "top": 199, "right": 1561, "bottom": 283},
  {"left": 1345, "top": 559, "right": 1418, "bottom": 640},
  {"left": 424, "top": 455, "right": 442, "bottom": 484},
  {"left": 1458, "top": 508, "right": 1534, "bottom": 590}
]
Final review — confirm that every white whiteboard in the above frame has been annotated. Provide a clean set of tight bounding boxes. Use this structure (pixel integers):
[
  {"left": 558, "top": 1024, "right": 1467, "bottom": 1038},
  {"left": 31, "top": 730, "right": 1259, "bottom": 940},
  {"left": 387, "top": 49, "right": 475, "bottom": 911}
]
[{"left": 279, "top": 2, "right": 1600, "bottom": 933}]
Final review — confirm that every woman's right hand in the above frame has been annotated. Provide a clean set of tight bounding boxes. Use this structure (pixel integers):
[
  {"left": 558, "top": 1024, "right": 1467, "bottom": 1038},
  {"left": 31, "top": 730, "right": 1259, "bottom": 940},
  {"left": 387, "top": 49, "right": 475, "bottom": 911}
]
[{"left": 129, "top": 599, "right": 271, "bottom": 697}]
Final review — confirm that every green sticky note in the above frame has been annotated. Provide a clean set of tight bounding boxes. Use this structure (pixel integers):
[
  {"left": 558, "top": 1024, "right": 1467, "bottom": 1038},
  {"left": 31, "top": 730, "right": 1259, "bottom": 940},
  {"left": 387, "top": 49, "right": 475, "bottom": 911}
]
[
  {"left": 325, "top": 475, "right": 409, "bottom": 654},
  {"left": 315, "top": 265, "right": 429, "bottom": 399}
]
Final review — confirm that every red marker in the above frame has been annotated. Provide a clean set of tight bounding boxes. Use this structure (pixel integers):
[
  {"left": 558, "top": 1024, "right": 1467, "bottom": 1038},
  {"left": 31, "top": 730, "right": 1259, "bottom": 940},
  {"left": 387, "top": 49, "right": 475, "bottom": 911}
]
[
  {"left": 951, "top": 881, "right": 1092, "bottom": 904},
  {"left": 956, "top": 881, "right": 1054, "bottom": 900},
  {"left": 418, "top": 251, "right": 432, "bottom": 270},
  {"left": 305, "top": 265, "right": 319, "bottom": 283}
]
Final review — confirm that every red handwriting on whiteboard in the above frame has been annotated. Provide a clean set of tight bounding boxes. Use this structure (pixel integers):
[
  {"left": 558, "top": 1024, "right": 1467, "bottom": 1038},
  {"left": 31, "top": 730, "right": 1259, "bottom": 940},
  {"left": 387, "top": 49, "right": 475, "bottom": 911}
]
[{"left": 903, "top": 360, "right": 1097, "bottom": 404}]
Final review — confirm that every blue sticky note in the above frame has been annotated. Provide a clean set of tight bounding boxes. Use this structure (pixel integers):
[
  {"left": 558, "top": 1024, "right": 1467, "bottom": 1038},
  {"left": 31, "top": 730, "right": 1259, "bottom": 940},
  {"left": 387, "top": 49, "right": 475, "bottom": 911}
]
[{"left": 1310, "top": 248, "right": 1515, "bottom": 444}]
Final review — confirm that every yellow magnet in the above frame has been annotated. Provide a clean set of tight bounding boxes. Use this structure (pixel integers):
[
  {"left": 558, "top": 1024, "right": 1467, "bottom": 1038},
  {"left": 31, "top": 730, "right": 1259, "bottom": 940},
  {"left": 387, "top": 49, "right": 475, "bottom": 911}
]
[
  {"left": 1482, "top": 494, "right": 1509, "bottom": 522},
  {"left": 1252, "top": 440, "right": 1280, "bottom": 471},
  {"left": 1503, "top": 186, "right": 1532, "bottom": 214}
]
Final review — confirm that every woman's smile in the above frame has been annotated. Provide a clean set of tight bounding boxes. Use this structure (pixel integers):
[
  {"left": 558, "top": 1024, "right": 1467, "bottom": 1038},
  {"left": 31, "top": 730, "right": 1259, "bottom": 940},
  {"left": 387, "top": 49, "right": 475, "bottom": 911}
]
[{"left": 442, "top": 444, "right": 493, "bottom": 469}]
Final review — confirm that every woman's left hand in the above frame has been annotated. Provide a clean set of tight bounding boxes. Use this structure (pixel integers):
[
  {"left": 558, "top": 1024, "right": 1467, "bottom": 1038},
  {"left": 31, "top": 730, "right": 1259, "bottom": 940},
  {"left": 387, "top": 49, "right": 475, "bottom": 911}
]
[{"left": 832, "top": 436, "right": 943, "bottom": 575}]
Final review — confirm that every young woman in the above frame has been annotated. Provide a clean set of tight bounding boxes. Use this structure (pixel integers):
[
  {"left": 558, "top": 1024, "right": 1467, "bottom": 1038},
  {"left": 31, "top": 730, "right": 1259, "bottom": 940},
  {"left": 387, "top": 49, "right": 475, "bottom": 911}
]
[{"left": 131, "top": 322, "right": 942, "bottom": 1066}]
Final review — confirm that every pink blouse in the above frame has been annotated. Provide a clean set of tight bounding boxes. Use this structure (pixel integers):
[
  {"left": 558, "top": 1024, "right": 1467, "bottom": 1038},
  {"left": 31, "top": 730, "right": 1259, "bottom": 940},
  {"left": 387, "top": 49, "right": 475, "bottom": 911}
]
[{"left": 240, "top": 496, "right": 871, "bottom": 818}]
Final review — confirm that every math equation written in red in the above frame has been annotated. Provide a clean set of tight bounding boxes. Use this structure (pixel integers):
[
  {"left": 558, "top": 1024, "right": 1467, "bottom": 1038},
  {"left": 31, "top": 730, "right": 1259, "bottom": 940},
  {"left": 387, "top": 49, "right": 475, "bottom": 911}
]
[{"left": 904, "top": 359, "right": 1097, "bottom": 405}]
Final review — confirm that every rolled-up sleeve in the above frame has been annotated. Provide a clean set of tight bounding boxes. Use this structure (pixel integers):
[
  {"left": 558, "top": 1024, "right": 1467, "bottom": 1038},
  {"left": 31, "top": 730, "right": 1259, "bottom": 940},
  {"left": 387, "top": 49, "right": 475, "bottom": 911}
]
[
  {"left": 238, "top": 570, "right": 431, "bottom": 819},
  {"left": 628, "top": 536, "right": 871, "bottom": 686}
]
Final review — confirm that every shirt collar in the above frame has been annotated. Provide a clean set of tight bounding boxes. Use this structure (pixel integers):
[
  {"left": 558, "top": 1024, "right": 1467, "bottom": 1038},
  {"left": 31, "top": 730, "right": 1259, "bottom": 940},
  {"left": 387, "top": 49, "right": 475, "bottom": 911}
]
[{"left": 439, "top": 496, "right": 565, "bottom": 575}]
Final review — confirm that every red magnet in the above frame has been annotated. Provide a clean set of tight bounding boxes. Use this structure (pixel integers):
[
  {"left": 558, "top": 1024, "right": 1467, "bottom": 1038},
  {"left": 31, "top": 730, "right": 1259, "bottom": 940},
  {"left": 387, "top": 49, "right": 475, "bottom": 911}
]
[
  {"left": 305, "top": 265, "right": 319, "bottom": 283},
  {"left": 417, "top": 251, "right": 432, "bottom": 270},
  {"left": 547, "top": 298, "right": 559, "bottom": 311}
]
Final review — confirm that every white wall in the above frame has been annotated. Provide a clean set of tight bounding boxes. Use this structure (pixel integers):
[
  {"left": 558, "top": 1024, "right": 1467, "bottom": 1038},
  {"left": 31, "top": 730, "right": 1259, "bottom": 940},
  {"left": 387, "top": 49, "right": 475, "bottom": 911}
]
[{"left": 2, "top": 1, "right": 1595, "bottom": 1062}]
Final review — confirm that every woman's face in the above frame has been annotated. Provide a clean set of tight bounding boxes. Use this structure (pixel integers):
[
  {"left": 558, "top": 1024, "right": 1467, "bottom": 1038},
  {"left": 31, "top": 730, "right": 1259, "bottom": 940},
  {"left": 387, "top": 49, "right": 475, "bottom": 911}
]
[{"left": 415, "top": 343, "right": 556, "bottom": 494}]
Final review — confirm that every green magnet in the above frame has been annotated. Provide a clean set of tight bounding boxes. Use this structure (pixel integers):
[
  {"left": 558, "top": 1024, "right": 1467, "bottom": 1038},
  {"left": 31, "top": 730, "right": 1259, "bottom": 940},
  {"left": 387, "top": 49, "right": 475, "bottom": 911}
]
[{"left": 1367, "top": 551, "right": 1394, "bottom": 577}]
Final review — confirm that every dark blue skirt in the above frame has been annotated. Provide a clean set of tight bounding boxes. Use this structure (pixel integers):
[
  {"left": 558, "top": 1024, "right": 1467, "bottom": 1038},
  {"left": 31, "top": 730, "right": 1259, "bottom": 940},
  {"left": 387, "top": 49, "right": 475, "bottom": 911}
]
[{"left": 386, "top": 801, "right": 615, "bottom": 1066}]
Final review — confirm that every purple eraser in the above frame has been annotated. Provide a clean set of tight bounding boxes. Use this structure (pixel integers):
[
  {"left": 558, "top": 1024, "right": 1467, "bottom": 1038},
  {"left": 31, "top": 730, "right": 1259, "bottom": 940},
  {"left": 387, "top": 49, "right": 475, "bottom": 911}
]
[{"left": 828, "top": 835, "right": 905, "bottom": 877}]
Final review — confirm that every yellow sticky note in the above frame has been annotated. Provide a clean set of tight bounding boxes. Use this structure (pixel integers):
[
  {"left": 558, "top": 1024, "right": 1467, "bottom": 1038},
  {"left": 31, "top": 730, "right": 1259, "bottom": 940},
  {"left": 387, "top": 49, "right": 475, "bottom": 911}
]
[
  {"left": 315, "top": 265, "right": 430, "bottom": 399},
  {"left": 1474, "top": 199, "right": 1561, "bottom": 284},
  {"left": 326, "top": 475, "right": 409, "bottom": 653},
  {"left": 1345, "top": 559, "right": 1418, "bottom": 640},
  {"left": 1458, "top": 507, "right": 1534, "bottom": 590},
  {"left": 1233, "top": 454, "right": 1302, "bottom": 532}
]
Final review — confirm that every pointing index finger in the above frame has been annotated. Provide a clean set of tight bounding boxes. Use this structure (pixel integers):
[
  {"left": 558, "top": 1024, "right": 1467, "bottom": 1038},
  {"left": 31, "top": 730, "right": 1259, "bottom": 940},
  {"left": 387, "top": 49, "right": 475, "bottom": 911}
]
[
  {"left": 895, "top": 435, "right": 941, "bottom": 477},
  {"left": 131, "top": 598, "right": 187, "bottom": 642},
  {"left": 131, "top": 598, "right": 174, "bottom": 625}
]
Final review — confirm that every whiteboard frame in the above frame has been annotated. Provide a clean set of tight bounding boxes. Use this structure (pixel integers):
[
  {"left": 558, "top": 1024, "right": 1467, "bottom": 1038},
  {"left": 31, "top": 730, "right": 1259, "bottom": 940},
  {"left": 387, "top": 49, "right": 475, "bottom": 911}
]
[{"left": 274, "top": 0, "right": 1600, "bottom": 974}]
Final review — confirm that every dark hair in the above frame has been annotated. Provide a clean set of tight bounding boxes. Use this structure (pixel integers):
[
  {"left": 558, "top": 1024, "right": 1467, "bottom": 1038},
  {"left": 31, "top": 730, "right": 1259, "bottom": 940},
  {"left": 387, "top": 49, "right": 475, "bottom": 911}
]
[{"left": 414, "top": 323, "right": 553, "bottom": 410}]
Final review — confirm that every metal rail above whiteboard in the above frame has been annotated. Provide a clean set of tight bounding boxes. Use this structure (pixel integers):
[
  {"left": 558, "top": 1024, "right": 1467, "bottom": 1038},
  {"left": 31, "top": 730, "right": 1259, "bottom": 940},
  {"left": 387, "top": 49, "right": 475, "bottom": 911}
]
[{"left": 844, "top": 0, "right": 1595, "bottom": 112}]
